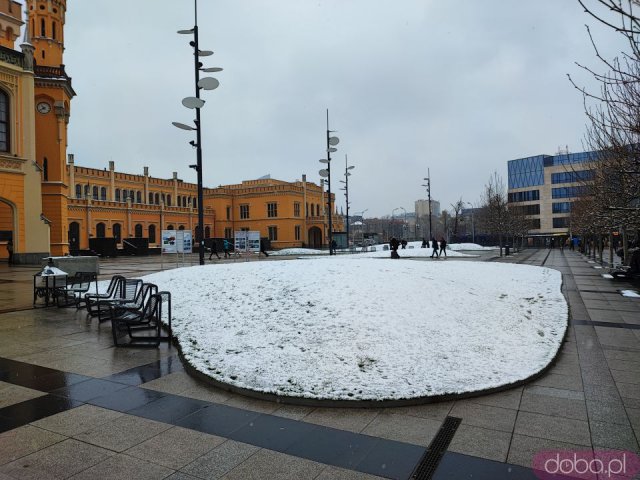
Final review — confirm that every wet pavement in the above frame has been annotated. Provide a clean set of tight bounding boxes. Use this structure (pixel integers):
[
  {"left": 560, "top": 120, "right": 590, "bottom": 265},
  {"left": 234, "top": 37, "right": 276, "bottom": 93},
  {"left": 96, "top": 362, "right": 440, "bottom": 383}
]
[{"left": 0, "top": 249, "right": 638, "bottom": 479}]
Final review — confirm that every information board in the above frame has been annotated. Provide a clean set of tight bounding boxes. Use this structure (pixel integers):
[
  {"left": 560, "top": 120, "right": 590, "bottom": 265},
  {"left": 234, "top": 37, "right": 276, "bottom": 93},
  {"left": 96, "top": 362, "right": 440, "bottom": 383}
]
[{"left": 234, "top": 231, "right": 261, "bottom": 253}]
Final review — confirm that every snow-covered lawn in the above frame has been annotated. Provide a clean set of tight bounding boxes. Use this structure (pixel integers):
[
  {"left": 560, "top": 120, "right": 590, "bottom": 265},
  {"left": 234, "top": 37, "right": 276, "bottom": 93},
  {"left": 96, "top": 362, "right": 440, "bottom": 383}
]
[
  {"left": 141, "top": 257, "right": 567, "bottom": 402},
  {"left": 270, "top": 242, "right": 496, "bottom": 258}
]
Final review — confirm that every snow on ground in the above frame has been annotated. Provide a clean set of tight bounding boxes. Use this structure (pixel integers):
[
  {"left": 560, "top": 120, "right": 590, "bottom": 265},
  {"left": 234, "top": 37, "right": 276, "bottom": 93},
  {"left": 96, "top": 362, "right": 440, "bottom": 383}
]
[
  {"left": 141, "top": 257, "right": 567, "bottom": 402},
  {"left": 621, "top": 290, "right": 640, "bottom": 298},
  {"left": 269, "top": 241, "right": 495, "bottom": 258}
]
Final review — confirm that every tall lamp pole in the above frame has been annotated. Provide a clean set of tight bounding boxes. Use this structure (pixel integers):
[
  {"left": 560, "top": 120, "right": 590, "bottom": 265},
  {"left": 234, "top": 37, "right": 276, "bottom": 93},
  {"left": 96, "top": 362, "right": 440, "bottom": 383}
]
[
  {"left": 466, "top": 201, "right": 475, "bottom": 243},
  {"left": 319, "top": 110, "right": 340, "bottom": 254},
  {"left": 340, "top": 155, "right": 355, "bottom": 248},
  {"left": 422, "top": 169, "right": 432, "bottom": 239},
  {"left": 173, "top": 0, "right": 223, "bottom": 265},
  {"left": 399, "top": 206, "right": 407, "bottom": 239}
]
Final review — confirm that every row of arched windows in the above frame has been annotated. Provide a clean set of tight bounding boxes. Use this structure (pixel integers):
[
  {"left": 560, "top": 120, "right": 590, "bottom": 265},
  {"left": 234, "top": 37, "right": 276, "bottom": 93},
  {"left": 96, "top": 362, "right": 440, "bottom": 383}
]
[
  {"left": 73, "top": 185, "right": 197, "bottom": 208},
  {"left": 306, "top": 202, "right": 322, "bottom": 217},
  {"left": 88, "top": 223, "right": 211, "bottom": 243}
]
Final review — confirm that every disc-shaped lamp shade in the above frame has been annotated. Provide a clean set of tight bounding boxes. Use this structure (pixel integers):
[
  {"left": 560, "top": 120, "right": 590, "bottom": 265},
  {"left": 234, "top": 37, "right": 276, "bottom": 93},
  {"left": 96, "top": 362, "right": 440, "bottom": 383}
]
[
  {"left": 328, "top": 147, "right": 338, "bottom": 153},
  {"left": 177, "top": 29, "right": 194, "bottom": 34},
  {"left": 198, "top": 50, "right": 214, "bottom": 56},
  {"left": 329, "top": 136, "right": 340, "bottom": 146},
  {"left": 319, "top": 159, "right": 329, "bottom": 164},
  {"left": 319, "top": 169, "right": 329, "bottom": 177},
  {"left": 201, "top": 67, "right": 224, "bottom": 72},
  {"left": 182, "top": 97, "right": 206, "bottom": 109},
  {"left": 198, "top": 77, "right": 220, "bottom": 90},
  {"left": 172, "top": 121, "right": 196, "bottom": 131},
  {"left": 347, "top": 166, "right": 355, "bottom": 170}
]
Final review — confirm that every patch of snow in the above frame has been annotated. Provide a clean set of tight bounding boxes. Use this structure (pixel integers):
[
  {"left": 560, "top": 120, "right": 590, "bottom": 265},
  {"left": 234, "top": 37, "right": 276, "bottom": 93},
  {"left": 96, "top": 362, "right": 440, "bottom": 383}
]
[
  {"left": 620, "top": 290, "right": 640, "bottom": 298},
  {"left": 141, "top": 257, "right": 568, "bottom": 401}
]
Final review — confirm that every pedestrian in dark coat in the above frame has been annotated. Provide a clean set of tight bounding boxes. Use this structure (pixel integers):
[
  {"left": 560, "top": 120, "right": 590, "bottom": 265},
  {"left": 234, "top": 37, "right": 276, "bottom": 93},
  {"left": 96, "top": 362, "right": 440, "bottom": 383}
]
[
  {"left": 430, "top": 237, "right": 438, "bottom": 258},
  {"left": 209, "top": 240, "right": 220, "bottom": 260},
  {"left": 260, "top": 238, "right": 269, "bottom": 257},
  {"left": 401, "top": 239, "right": 407, "bottom": 249},
  {"left": 439, "top": 237, "right": 447, "bottom": 258},
  {"left": 390, "top": 237, "right": 400, "bottom": 259},
  {"left": 223, "top": 239, "right": 231, "bottom": 258},
  {"left": 421, "top": 238, "right": 428, "bottom": 248}
]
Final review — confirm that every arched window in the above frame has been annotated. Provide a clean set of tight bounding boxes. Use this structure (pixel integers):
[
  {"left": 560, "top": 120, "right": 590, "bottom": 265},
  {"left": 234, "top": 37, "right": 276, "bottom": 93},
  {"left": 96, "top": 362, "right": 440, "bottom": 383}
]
[
  {"left": 100, "top": 187, "right": 107, "bottom": 200},
  {"left": 167, "top": 225, "right": 174, "bottom": 230},
  {"left": 176, "top": 195, "right": 181, "bottom": 207},
  {"left": 43, "top": 158, "right": 48, "bottom": 180},
  {"left": 178, "top": 225, "right": 185, "bottom": 230},
  {"left": 0, "top": 90, "right": 9, "bottom": 152},
  {"left": 75, "top": 185, "right": 82, "bottom": 199},
  {"left": 306, "top": 202, "right": 309, "bottom": 217},
  {"left": 52, "top": 21, "right": 56, "bottom": 40},
  {"left": 148, "top": 192, "right": 153, "bottom": 204},
  {"left": 135, "top": 224, "right": 143, "bottom": 238},
  {"left": 205, "top": 226, "right": 211, "bottom": 238},
  {"left": 154, "top": 193, "right": 160, "bottom": 205},
  {"left": 96, "top": 222, "right": 106, "bottom": 238},
  {"left": 193, "top": 197, "right": 197, "bottom": 208},
  {"left": 40, "top": 18, "right": 45, "bottom": 37},
  {"left": 92, "top": 186, "right": 98, "bottom": 200},
  {"left": 183, "top": 197, "right": 187, "bottom": 207},
  {"left": 148, "top": 224, "right": 156, "bottom": 243},
  {"left": 84, "top": 185, "right": 90, "bottom": 198},
  {"left": 113, "top": 223, "right": 121, "bottom": 242},
  {"left": 122, "top": 189, "right": 128, "bottom": 202},
  {"left": 115, "top": 189, "right": 121, "bottom": 202},
  {"left": 194, "top": 225, "right": 202, "bottom": 242},
  {"left": 167, "top": 195, "right": 171, "bottom": 207},
  {"left": 136, "top": 191, "right": 142, "bottom": 204}
]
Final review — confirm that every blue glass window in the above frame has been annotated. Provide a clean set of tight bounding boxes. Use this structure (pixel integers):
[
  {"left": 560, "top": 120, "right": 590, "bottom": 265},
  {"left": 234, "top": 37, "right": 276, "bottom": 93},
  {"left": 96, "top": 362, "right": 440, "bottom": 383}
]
[
  {"left": 544, "top": 151, "right": 598, "bottom": 167},
  {"left": 508, "top": 190, "right": 540, "bottom": 202},
  {"left": 508, "top": 155, "right": 547, "bottom": 189},
  {"left": 552, "top": 202, "right": 572, "bottom": 213},
  {"left": 551, "top": 170, "right": 594, "bottom": 184},
  {"left": 553, "top": 217, "right": 569, "bottom": 228},
  {"left": 552, "top": 186, "right": 587, "bottom": 198}
]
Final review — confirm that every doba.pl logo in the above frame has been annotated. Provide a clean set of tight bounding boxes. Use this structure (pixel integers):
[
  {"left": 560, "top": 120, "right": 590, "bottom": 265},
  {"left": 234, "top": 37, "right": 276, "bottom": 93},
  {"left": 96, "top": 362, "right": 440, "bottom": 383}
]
[{"left": 533, "top": 450, "right": 640, "bottom": 479}]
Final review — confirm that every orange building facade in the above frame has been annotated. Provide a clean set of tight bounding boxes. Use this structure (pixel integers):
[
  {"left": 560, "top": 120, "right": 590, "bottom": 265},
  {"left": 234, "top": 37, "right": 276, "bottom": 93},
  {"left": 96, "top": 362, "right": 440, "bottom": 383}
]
[
  {"left": 68, "top": 159, "right": 340, "bottom": 251},
  {"left": 1, "top": 0, "right": 342, "bottom": 263}
]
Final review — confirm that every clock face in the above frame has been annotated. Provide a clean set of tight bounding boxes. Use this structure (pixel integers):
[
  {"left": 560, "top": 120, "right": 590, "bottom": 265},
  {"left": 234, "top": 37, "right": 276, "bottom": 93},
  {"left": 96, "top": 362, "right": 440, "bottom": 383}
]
[{"left": 36, "top": 102, "right": 51, "bottom": 114}]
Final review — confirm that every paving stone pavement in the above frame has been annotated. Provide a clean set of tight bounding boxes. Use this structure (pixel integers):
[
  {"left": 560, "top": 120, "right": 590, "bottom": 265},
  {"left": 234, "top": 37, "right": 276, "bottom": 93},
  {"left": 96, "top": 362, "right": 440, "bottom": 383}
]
[{"left": 0, "top": 249, "right": 638, "bottom": 479}]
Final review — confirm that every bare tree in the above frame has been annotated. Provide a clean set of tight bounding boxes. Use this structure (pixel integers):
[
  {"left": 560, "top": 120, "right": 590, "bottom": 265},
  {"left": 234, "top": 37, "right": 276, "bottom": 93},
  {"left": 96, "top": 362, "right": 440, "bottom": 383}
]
[
  {"left": 477, "top": 172, "right": 510, "bottom": 256},
  {"left": 449, "top": 198, "right": 465, "bottom": 241},
  {"left": 568, "top": 0, "right": 640, "bottom": 263}
]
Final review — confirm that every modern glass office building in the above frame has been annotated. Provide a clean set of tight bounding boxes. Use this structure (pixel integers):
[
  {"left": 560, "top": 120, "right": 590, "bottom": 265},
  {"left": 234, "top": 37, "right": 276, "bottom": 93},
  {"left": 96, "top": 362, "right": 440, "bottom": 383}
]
[{"left": 507, "top": 150, "right": 599, "bottom": 244}]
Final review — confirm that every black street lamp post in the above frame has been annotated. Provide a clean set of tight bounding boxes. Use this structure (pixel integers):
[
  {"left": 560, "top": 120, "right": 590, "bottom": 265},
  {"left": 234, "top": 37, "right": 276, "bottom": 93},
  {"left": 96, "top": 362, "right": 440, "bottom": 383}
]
[
  {"left": 340, "top": 155, "right": 355, "bottom": 248},
  {"left": 422, "top": 169, "right": 432, "bottom": 239},
  {"left": 319, "top": 110, "right": 340, "bottom": 255},
  {"left": 173, "top": 0, "right": 222, "bottom": 265}
]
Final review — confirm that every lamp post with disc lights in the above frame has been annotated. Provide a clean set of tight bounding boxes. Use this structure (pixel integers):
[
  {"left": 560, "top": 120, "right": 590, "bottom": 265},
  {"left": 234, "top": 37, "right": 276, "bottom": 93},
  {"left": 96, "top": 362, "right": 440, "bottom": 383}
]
[
  {"left": 318, "top": 110, "right": 340, "bottom": 255},
  {"left": 172, "top": 0, "right": 223, "bottom": 265},
  {"left": 422, "top": 169, "right": 432, "bottom": 240},
  {"left": 339, "top": 155, "right": 355, "bottom": 248}
]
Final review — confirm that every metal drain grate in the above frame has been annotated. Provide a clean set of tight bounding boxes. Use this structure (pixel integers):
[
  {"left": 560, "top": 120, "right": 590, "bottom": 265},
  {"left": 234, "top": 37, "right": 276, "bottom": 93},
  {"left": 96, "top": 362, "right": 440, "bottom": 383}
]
[{"left": 410, "top": 416, "right": 461, "bottom": 480}]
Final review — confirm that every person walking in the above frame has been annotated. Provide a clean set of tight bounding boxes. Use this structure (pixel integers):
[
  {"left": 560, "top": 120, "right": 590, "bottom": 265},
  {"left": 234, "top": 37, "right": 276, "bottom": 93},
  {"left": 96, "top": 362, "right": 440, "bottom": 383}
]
[
  {"left": 208, "top": 240, "right": 220, "bottom": 260},
  {"left": 223, "top": 239, "right": 231, "bottom": 258},
  {"left": 6, "top": 239, "right": 13, "bottom": 264},
  {"left": 260, "top": 238, "right": 269, "bottom": 257},
  {"left": 439, "top": 237, "right": 447, "bottom": 258},
  {"left": 421, "top": 238, "right": 428, "bottom": 249},
  {"left": 430, "top": 237, "right": 439, "bottom": 258}
]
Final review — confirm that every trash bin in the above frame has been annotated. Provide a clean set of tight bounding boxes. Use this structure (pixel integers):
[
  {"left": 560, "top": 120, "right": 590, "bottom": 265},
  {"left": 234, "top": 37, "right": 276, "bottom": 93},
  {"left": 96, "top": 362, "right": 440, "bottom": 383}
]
[{"left": 505, "top": 245, "right": 510, "bottom": 256}]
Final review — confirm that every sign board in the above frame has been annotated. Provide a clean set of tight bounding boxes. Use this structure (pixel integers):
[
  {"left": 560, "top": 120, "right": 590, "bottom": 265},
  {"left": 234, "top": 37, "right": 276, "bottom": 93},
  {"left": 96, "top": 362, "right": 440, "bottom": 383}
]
[
  {"left": 161, "top": 230, "right": 178, "bottom": 254},
  {"left": 177, "top": 231, "right": 193, "bottom": 253},
  {"left": 234, "top": 231, "right": 261, "bottom": 253},
  {"left": 162, "top": 230, "right": 192, "bottom": 254}
]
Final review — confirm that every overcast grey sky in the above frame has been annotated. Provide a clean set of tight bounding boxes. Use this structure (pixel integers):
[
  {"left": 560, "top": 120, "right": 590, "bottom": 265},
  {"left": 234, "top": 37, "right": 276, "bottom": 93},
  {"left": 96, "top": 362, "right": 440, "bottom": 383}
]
[{"left": 55, "top": 1, "right": 627, "bottom": 218}]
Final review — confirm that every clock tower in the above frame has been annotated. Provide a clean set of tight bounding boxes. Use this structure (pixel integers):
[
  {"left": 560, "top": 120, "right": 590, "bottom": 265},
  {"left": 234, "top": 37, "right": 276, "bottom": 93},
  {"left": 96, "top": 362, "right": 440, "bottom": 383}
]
[{"left": 27, "top": 0, "right": 75, "bottom": 256}]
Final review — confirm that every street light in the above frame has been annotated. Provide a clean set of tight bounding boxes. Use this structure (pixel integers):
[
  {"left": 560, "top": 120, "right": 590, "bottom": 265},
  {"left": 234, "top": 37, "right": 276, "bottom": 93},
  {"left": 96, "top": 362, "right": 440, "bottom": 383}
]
[
  {"left": 398, "top": 206, "right": 407, "bottom": 240},
  {"left": 421, "top": 169, "right": 432, "bottom": 240},
  {"left": 173, "top": 0, "right": 223, "bottom": 266},
  {"left": 319, "top": 109, "right": 340, "bottom": 255},
  {"left": 339, "top": 155, "right": 355, "bottom": 248},
  {"left": 466, "top": 201, "right": 475, "bottom": 244}
]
